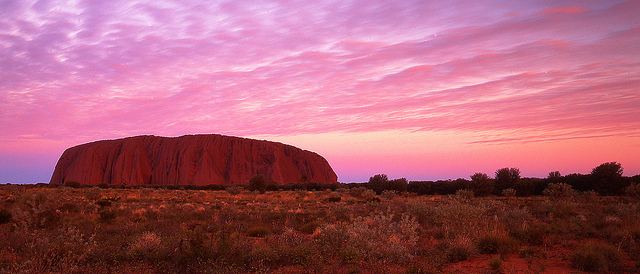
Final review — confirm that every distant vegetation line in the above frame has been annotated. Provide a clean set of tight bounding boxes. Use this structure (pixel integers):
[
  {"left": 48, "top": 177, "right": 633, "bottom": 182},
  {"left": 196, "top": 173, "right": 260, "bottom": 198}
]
[{"left": 27, "top": 162, "right": 639, "bottom": 197}]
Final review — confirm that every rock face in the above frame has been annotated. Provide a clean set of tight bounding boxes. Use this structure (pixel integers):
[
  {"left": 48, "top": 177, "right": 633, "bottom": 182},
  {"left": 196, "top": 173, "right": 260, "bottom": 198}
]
[{"left": 50, "top": 134, "right": 338, "bottom": 186}]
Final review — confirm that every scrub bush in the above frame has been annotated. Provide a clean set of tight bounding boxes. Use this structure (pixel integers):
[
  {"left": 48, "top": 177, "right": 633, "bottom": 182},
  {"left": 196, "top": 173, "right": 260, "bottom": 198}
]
[
  {"left": 64, "top": 181, "right": 82, "bottom": 188},
  {"left": 226, "top": 185, "right": 244, "bottom": 195},
  {"left": 246, "top": 226, "right": 271, "bottom": 237},
  {"left": 571, "top": 242, "right": 622, "bottom": 272},
  {"left": 445, "top": 237, "right": 474, "bottom": 263},
  {"left": 543, "top": 183, "right": 575, "bottom": 199},
  {"left": 0, "top": 209, "right": 12, "bottom": 224},
  {"left": 476, "top": 234, "right": 517, "bottom": 255}
]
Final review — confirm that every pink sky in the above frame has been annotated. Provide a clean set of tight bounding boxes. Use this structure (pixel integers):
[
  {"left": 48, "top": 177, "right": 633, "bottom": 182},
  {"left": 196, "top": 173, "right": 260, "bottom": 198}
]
[{"left": 2, "top": 0, "right": 639, "bottom": 183}]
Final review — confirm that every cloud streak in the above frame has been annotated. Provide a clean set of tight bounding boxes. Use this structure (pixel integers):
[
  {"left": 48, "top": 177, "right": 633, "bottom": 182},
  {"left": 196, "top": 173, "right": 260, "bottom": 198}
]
[{"left": 1, "top": 0, "right": 639, "bottom": 182}]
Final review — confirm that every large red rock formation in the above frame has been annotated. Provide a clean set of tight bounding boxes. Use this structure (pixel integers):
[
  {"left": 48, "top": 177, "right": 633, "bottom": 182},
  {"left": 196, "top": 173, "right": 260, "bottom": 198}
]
[{"left": 50, "top": 134, "right": 338, "bottom": 186}]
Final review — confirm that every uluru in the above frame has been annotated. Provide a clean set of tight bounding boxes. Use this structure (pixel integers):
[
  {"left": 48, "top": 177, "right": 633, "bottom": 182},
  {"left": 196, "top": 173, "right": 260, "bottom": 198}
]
[{"left": 49, "top": 134, "right": 338, "bottom": 186}]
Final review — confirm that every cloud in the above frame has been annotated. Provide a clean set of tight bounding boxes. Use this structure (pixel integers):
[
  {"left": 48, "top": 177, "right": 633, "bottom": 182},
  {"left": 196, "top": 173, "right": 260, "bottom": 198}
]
[
  {"left": 1, "top": 0, "right": 638, "bottom": 146},
  {"left": 540, "top": 7, "right": 586, "bottom": 15}
]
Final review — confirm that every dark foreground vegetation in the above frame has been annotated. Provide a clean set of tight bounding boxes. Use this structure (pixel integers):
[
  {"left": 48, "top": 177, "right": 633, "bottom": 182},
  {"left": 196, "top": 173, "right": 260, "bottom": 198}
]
[{"left": 1, "top": 162, "right": 639, "bottom": 273}]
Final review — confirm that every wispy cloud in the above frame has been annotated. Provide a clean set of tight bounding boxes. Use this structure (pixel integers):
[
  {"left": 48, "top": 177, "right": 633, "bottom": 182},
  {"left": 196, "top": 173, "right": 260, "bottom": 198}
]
[{"left": 1, "top": 0, "right": 639, "bottom": 182}]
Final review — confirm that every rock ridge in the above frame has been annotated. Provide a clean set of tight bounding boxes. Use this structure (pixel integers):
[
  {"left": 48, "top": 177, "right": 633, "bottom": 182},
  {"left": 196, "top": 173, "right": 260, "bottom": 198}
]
[{"left": 50, "top": 134, "right": 338, "bottom": 185}]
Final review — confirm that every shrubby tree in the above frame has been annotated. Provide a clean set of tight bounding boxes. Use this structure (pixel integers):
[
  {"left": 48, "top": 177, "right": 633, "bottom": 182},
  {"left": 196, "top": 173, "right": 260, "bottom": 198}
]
[
  {"left": 494, "top": 168, "right": 520, "bottom": 195},
  {"left": 454, "top": 189, "right": 474, "bottom": 201},
  {"left": 470, "top": 173, "right": 494, "bottom": 197},
  {"left": 431, "top": 178, "right": 469, "bottom": 195},
  {"left": 591, "top": 162, "right": 628, "bottom": 195},
  {"left": 502, "top": 188, "right": 517, "bottom": 197},
  {"left": 513, "top": 177, "right": 542, "bottom": 197},
  {"left": 453, "top": 178, "right": 470, "bottom": 190},
  {"left": 543, "top": 183, "right": 575, "bottom": 199},
  {"left": 562, "top": 173, "right": 592, "bottom": 192},
  {"left": 388, "top": 178, "right": 409, "bottom": 193},
  {"left": 632, "top": 174, "right": 640, "bottom": 185},
  {"left": 249, "top": 174, "right": 267, "bottom": 193},
  {"left": 407, "top": 181, "right": 433, "bottom": 195},
  {"left": 266, "top": 181, "right": 278, "bottom": 192},
  {"left": 0, "top": 209, "right": 12, "bottom": 224},
  {"left": 548, "top": 171, "right": 561, "bottom": 179},
  {"left": 624, "top": 183, "right": 640, "bottom": 197},
  {"left": 431, "top": 180, "right": 451, "bottom": 195},
  {"left": 628, "top": 175, "right": 640, "bottom": 196},
  {"left": 368, "top": 174, "right": 389, "bottom": 194},
  {"left": 64, "top": 181, "right": 83, "bottom": 188},
  {"left": 367, "top": 174, "right": 407, "bottom": 193},
  {"left": 369, "top": 174, "right": 389, "bottom": 183},
  {"left": 226, "top": 185, "right": 244, "bottom": 195}
]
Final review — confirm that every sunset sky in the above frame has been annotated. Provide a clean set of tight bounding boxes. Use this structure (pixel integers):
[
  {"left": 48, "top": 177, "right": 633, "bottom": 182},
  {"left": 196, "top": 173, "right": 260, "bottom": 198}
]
[{"left": 2, "top": 0, "right": 639, "bottom": 183}]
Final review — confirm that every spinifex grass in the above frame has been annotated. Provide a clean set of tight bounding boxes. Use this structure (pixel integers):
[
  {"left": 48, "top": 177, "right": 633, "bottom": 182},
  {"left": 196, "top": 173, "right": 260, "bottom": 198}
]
[{"left": 0, "top": 185, "right": 638, "bottom": 273}]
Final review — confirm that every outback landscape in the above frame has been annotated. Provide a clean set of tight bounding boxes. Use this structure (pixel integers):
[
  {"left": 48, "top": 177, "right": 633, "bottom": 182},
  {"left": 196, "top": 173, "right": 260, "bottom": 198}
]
[
  {"left": 2, "top": 160, "right": 640, "bottom": 273},
  {"left": 3, "top": 0, "right": 640, "bottom": 273}
]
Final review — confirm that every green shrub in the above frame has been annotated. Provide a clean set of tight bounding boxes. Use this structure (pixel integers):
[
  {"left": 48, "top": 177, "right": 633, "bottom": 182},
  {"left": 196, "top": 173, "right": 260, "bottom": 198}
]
[
  {"left": 226, "top": 185, "right": 244, "bottom": 195},
  {"left": 519, "top": 246, "right": 536, "bottom": 259},
  {"left": 476, "top": 234, "right": 517, "bottom": 255},
  {"left": 14, "top": 226, "right": 96, "bottom": 272},
  {"left": 64, "top": 181, "right": 82, "bottom": 188},
  {"left": 84, "top": 187, "right": 102, "bottom": 201},
  {"left": 444, "top": 236, "right": 474, "bottom": 263},
  {"left": 249, "top": 174, "right": 267, "bottom": 193},
  {"left": 348, "top": 186, "right": 367, "bottom": 198},
  {"left": 501, "top": 188, "right": 516, "bottom": 197},
  {"left": 543, "top": 183, "right": 575, "bottom": 199},
  {"left": 287, "top": 242, "right": 322, "bottom": 268},
  {"left": 300, "top": 220, "right": 321, "bottom": 234},
  {"left": 488, "top": 256, "right": 503, "bottom": 272},
  {"left": 246, "top": 226, "right": 271, "bottom": 237},
  {"left": 13, "top": 190, "right": 63, "bottom": 229},
  {"left": 361, "top": 189, "right": 377, "bottom": 200},
  {"left": 315, "top": 213, "right": 418, "bottom": 263},
  {"left": 510, "top": 224, "right": 546, "bottom": 246},
  {"left": 571, "top": 242, "right": 622, "bottom": 272},
  {"left": 339, "top": 245, "right": 361, "bottom": 264},
  {"left": 446, "top": 245, "right": 471, "bottom": 263},
  {"left": 426, "top": 202, "right": 490, "bottom": 239},
  {"left": 129, "top": 231, "right": 166, "bottom": 261},
  {"left": 543, "top": 200, "right": 578, "bottom": 219},
  {"left": 406, "top": 262, "right": 438, "bottom": 274},
  {"left": 406, "top": 199, "right": 431, "bottom": 225},
  {"left": 366, "top": 197, "right": 381, "bottom": 203},
  {"left": 324, "top": 196, "right": 342, "bottom": 203},
  {"left": 499, "top": 208, "right": 533, "bottom": 231},
  {"left": 0, "top": 209, "right": 12, "bottom": 224},
  {"left": 381, "top": 190, "right": 398, "bottom": 200},
  {"left": 98, "top": 208, "right": 117, "bottom": 222},
  {"left": 454, "top": 189, "right": 474, "bottom": 202},
  {"left": 58, "top": 202, "right": 80, "bottom": 213},
  {"left": 95, "top": 199, "right": 112, "bottom": 207},
  {"left": 247, "top": 245, "right": 283, "bottom": 268},
  {"left": 315, "top": 224, "right": 349, "bottom": 252}
]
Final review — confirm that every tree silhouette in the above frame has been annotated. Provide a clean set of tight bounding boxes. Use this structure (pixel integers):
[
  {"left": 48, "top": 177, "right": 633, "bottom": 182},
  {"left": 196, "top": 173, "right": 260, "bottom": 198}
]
[
  {"left": 514, "top": 177, "right": 541, "bottom": 196},
  {"left": 368, "top": 174, "right": 389, "bottom": 194},
  {"left": 388, "top": 178, "right": 408, "bottom": 193},
  {"left": 548, "top": 171, "right": 561, "bottom": 179},
  {"left": 249, "top": 174, "right": 267, "bottom": 193},
  {"left": 470, "top": 173, "right": 494, "bottom": 196},
  {"left": 495, "top": 168, "right": 520, "bottom": 195},
  {"left": 563, "top": 173, "right": 592, "bottom": 192},
  {"left": 591, "top": 162, "right": 628, "bottom": 195}
]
